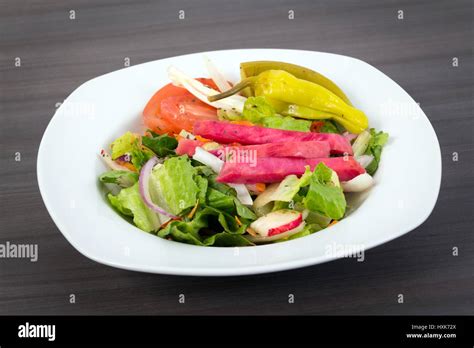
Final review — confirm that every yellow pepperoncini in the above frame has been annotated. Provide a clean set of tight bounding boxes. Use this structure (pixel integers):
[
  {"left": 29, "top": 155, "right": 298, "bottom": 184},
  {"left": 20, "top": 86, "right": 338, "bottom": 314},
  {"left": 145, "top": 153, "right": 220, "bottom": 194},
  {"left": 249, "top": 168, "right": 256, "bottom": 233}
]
[{"left": 209, "top": 70, "right": 368, "bottom": 134}]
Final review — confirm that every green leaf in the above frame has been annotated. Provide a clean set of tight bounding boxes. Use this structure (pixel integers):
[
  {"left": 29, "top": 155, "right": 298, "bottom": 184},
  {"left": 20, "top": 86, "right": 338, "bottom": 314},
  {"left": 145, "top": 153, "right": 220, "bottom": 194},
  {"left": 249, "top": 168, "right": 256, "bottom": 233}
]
[
  {"left": 99, "top": 170, "right": 138, "bottom": 187},
  {"left": 364, "top": 129, "right": 389, "bottom": 175},
  {"left": 206, "top": 188, "right": 235, "bottom": 212},
  {"left": 194, "top": 175, "right": 208, "bottom": 205},
  {"left": 110, "top": 131, "right": 154, "bottom": 170},
  {"left": 303, "top": 163, "right": 346, "bottom": 220},
  {"left": 320, "top": 120, "right": 340, "bottom": 134},
  {"left": 107, "top": 183, "right": 160, "bottom": 232},
  {"left": 203, "top": 232, "right": 254, "bottom": 246},
  {"left": 157, "top": 206, "right": 248, "bottom": 246},
  {"left": 142, "top": 134, "right": 178, "bottom": 157},
  {"left": 151, "top": 156, "right": 200, "bottom": 215},
  {"left": 233, "top": 197, "right": 257, "bottom": 220},
  {"left": 242, "top": 96, "right": 311, "bottom": 132}
]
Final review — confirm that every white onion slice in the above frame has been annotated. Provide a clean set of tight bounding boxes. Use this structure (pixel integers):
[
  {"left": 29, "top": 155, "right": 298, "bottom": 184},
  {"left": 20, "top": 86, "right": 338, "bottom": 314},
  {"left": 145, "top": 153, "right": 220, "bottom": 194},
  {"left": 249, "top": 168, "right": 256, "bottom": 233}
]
[
  {"left": 356, "top": 154, "right": 374, "bottom": 168},
  {"left": 193, "top": 147, "right": 253, "bottom": 205},
  {"left": 203, "top": 55, "right": 232, "bottom": 92},
  {"left": 193, "top": 147, "right": 224, "bottom": 173},
  {"left": 139, "top": 157, "right": 178, "bottom": 218},
  {"left": 167, "top": 66, "right": 246, "bottom": 112},
  {"left": 341, "top": 173, "right": 374, "bottom": 192},
  {"left": 229, "top": 183, "right": 253, "bottom": 206},
  {"left": 99, "top": 149, "right": 132, "bottom": 171}
]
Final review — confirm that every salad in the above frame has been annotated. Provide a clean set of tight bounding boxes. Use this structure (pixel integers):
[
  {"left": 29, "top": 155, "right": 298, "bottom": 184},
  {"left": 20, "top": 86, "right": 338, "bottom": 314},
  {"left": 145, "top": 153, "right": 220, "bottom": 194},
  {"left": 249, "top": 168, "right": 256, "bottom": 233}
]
[{"left": 99, "top": 58, "right": 389, "bottom": 246}]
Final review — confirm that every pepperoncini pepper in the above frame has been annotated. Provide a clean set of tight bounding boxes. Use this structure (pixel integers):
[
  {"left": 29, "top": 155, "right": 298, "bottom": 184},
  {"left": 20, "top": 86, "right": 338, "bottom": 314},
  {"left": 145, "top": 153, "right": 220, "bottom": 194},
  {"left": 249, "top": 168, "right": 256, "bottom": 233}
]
[
  {"left": 240, "top": 60, "right": 353, "bottom": 105},
  {"left": 208, "top": 70, "right": 369, "bottom": 134}
]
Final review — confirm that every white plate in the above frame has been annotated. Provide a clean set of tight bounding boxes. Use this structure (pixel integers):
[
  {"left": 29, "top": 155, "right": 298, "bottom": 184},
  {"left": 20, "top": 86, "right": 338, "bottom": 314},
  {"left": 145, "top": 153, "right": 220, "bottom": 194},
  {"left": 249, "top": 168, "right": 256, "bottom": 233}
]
[{"left": 37, "top": 49, "right": 441, "bottom": 276}]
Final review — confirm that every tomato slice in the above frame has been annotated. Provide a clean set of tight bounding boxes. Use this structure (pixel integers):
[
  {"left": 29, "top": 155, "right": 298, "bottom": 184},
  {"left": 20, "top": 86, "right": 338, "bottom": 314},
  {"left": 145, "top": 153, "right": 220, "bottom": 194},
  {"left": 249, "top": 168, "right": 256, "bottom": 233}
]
[
  {"left": 160, "top": 95, "right": 218, "bottom": 134},
  {"left": 143, "top": 78, "right": 218, "bottom": 135}
]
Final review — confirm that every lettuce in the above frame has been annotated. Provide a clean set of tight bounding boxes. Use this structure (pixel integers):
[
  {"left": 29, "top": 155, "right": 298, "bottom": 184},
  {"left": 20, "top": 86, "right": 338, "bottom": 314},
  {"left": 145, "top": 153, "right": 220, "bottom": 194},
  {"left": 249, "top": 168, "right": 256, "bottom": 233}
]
[
  {"left": 141, "top": 133, "right": 178, "bottom": 157},
  {"left": 110, "top": 131, "right": 154, "bottom": 170},
  {"left": 206, "top": 188, "right": 235, "bottom": 212},
  {"left": 320, "top": 120, "right": 340, "bottom": 134},
  {"left": 254, "top": 167, "right": 312, "bottom": 209},
  {"left": 364, "top": 129, "right": 389, "bottom": 175},
  {"left": 107, "top": 183, "right": 160, "bottom": 232},
  {"left": 158, "top": 207, "right": 250, "bottom": 246},
  {"left": 150, "top": 156, "right": 200, "bottom": 215},
  {"left": 239, "top": 96, "right": 312, "bottom": 132},
  {"left": 200, "top": 171, "right": 257, "bottom": 220},
  {"left": 303, "top": 163, "right": 346, "bottom": 220},
  {"left": 99, "top": 170, "right": 138, "bottom": 187}
]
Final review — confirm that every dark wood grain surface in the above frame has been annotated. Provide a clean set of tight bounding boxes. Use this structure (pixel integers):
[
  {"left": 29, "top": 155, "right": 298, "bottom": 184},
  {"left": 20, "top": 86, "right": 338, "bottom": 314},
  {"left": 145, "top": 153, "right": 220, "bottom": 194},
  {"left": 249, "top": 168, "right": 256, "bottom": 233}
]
[{"left": 0, "top": 0, "right": 472, "bottom": 315}]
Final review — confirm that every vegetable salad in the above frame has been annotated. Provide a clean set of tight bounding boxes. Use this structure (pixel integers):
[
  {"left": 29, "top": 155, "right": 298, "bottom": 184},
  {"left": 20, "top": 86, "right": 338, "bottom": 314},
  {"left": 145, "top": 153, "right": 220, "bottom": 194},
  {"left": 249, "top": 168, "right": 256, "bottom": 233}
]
[{"left": 99, "top": 58, "right": 388, "bottom": 246}]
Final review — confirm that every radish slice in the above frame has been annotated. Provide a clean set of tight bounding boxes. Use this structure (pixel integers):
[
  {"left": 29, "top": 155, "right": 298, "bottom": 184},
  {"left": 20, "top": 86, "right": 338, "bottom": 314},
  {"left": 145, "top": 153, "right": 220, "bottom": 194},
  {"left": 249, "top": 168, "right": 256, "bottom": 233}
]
[
  {"left": 193, "top": 147, "right": 252, "bottom": 205},
  {"left": 203, "top": 55, "right": 232, "bottom": 93},
  {"left": 99, "top": 149, "right": 132, "bottom": 171},
  {"left": 341, "top": 173, "right": 374, "bottom": 192},
  {"left": 139, "top": 157, "right": 178, "bottom": 218},
  {"left": 246, "top": 222, "right": 306, "bottom": 243},
  {"left": 167, "top": 66, "right": 246, "bottom": 112},
  {"left": 250, "top": 210, "right": 303, "bottom": 237},
  {"left": 356, "top": 154, "right": 374, "bottom": 168}
]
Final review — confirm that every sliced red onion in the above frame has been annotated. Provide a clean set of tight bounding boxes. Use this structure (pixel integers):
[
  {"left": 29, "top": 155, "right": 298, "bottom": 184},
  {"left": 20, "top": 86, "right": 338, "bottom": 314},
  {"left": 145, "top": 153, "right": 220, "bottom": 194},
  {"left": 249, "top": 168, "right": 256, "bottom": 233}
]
[
  {"left": 116, "top": 154, "right": 131, "bottom": 162},
  {"left": 139, "top": 157, "right": 178, "bottom": 219}
]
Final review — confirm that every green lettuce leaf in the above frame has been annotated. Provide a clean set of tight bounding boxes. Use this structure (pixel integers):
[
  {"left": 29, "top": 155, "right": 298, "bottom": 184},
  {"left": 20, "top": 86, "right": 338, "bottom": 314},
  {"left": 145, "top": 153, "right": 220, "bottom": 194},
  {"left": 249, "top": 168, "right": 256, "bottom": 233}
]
[
  {"left": 158, "top": 206, "right": 248, "bottom": 246},
  {"left": 303, "top": 163, "right": 346, "bottom": 220},
  {"left": 99, "top": 170, "right": 138, "bottom": 187},
  {"left": 320, "top": 120, "right": 340, "bottom": 134},
  {"left": 364, "top": 129, "right": 389, "bottom": 175},
  {"left": 203, "top": 232, "right": 253, "bottom": 246},
  {"left": 142, "top": 133, "right": 178, "bottom": 157},
  {"left": 241, "top": 97, "right": 312, "bottom": 132},
  {"left": 206, "top": 188, "right": 235, "bottom": 212},
  {"left": 194, "top": 175, "right": 208, "bottom": 205},
  {"left": 107, "top": 183, "right": 160, "bottom": 232},
  {"left": 151, "top": 156, "right": 199, "bottom": 215},
  {"left": 110, "top": 131, "right": 154, "bottom": 170},
  {"left": 203, "top": 173, "right": 256, "bottom": 220}
]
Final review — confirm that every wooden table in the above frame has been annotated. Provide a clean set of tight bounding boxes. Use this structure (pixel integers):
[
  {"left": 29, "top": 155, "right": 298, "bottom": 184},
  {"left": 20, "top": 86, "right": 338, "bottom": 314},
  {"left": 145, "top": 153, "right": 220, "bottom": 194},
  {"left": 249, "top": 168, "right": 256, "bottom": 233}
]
[{"left": 0, "top": 0, "right": 472, "bottom": 315}]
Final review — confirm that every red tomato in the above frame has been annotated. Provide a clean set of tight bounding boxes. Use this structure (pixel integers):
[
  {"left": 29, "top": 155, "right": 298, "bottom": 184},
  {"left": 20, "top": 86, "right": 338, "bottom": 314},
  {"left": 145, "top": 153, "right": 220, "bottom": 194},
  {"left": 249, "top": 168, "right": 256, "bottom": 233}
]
[
  {"left": 160, "top": 96, "right": 218, "bottom": 134},
  {"left": 143, "top": 78, "right": 218, "bottom": 135},
  {"left": 310, "top": 121, "right": 325, "bottom": 133}
]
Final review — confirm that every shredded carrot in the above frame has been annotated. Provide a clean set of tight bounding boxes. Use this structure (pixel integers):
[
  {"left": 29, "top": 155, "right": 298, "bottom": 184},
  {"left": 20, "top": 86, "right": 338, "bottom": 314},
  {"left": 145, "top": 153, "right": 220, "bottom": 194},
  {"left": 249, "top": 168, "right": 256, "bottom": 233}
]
[
  {"left": 116, "top": 160, "right": 137, "bottom": 172},
  {"left": 175, "top": 134, "right": 184, "bottom": 142},
  {"left": 246, "top": 227, "right": 258, "bottom": 236},
  {"left": 328, "top": 220, "right": 338, "bottom": 226},
  {"left": 160, "top": 217, "right": 181, "bottom": 229},
  {"left": 235, "top": 216, "right": 243, "bottom": 226},
  {"left": 195, "top": 135, "right": 211, "bottom": 143},
  {"left": 231, "top": 120, "right": 254, "bottom": 127},
  {"left": 255, "top": 183, "right": 266, "bottom": 192},
  {"left": 187, "top": 200, "right": 199, "bottom": 219}
]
